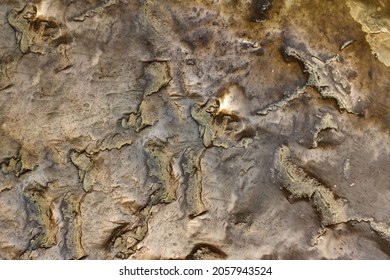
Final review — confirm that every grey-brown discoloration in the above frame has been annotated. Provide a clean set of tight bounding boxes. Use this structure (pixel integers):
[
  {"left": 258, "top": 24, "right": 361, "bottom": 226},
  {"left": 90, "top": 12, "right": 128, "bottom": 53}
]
[
  {"left": 60, "top": 192, "right": 86, "bottom": 259},
  {"left": 0, "top": 0, "right": 389, "bottom": 259},
  {"left": 23, "top": 183, "right": 57, "bottom": 251}
]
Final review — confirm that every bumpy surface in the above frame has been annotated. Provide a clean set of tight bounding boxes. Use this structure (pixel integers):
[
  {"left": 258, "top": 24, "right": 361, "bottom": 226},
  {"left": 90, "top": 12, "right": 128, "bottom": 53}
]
[{"left": 0, "top": 0, "right": 389, "bottom": 260}]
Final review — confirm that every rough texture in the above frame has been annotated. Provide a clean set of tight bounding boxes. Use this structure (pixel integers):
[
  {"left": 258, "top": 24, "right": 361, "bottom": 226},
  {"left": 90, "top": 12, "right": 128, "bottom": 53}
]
[{"left": 0, "top": 0, "right": 389, "bottom": 260}]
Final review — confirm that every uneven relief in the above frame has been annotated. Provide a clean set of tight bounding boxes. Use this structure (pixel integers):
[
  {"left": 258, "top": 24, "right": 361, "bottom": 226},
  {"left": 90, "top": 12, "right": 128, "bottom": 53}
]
[{"left": 0, "top": 0, "right": 389, "bottom": 259}]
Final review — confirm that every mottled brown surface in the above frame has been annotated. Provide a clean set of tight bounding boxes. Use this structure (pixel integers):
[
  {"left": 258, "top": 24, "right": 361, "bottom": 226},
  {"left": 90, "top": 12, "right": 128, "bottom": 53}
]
[{"left": 0, "top": 0, "right": 389, "bottom": 259}]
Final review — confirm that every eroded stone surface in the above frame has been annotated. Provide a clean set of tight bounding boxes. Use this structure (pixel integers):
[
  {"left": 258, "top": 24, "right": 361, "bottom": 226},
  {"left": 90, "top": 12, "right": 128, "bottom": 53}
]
[
  {"left": 347, "top": 0, "right": 390, "bottom": 66},
  {"left": 0, "top": 0, "right": 389, "bottom": 259}
]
